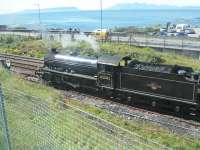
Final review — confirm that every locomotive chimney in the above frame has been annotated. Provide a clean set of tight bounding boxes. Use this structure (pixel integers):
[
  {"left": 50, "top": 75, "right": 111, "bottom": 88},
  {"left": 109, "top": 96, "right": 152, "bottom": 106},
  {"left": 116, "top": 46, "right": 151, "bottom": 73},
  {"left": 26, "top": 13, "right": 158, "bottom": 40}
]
[
  {"left": 51, "top": 48, "right": 58, "bottom": 54},
  {"left": 123, "top": 56, "right": 131, "bottom": 67}
]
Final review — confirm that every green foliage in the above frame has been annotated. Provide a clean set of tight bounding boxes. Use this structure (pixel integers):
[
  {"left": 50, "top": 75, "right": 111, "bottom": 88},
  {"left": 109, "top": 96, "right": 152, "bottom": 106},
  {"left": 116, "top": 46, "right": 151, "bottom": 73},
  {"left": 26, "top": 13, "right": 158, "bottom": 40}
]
[
  {"left": 0, "top": 35, "right": 50, "bottom": 58},
  {"left": 113, "top": 26, "right": 160, "bottom": 33},
  {"left": 12, "top": 27, "right": 27, "bottom": 30},
  {"left": 99, "top": 43, "right": 200, "bottom": 71},
  {"left": 5, "top": 36, "right": 14, "bottom": 44}
]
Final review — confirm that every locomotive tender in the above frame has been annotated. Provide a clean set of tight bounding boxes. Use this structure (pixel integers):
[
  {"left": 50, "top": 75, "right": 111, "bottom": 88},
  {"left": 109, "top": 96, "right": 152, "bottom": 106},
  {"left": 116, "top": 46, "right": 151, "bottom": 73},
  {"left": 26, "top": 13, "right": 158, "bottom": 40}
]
[{"left": 42, "top": 50, "right": 200, "bottom": 117}]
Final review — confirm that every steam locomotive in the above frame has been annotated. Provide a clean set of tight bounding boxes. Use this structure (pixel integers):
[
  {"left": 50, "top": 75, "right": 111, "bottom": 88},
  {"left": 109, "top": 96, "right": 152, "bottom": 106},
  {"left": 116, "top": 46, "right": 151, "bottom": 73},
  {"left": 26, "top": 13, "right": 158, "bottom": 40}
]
[{"left": 42, "top": 50, "right": 200, "bottom": 119}]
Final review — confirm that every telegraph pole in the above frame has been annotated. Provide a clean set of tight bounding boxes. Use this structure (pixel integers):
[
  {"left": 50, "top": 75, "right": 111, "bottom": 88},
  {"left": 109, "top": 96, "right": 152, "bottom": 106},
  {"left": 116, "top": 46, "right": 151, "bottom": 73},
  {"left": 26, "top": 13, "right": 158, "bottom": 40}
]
[
  {"left": 100, "top": 0, "right": 103, "bottom": 41},
  {"left": 35, "top": 3, "right": 41, "bottom": 26},
  {"left": 35, "top": 2, "right": 42, "bottom": 39},
  {"left": 100, "top": 0, "right": 103, "bottom": 31}
]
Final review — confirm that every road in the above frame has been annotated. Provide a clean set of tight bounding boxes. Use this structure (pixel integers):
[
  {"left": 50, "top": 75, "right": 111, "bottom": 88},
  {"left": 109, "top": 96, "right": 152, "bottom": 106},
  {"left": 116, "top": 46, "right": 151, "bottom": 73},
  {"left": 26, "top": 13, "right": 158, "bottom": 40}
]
[{"left": 110, "top": 35, "right": 200, "bottom": 52}]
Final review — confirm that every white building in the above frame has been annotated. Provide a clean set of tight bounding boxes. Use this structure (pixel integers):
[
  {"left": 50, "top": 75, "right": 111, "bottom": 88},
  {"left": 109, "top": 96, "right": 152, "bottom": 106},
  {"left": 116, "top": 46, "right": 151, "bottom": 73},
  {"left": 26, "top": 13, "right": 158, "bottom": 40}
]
[{"left": 176, "top": 24, "right": 190, "bottom": 33}]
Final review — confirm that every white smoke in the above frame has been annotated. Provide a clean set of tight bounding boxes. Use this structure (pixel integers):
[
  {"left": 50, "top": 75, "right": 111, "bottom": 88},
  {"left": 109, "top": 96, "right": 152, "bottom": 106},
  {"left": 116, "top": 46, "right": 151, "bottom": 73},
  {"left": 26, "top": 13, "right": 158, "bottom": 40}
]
[
  {"left": 59, "top": 32, "right": 100, "bottom": 51},
  {"left": 75, "top": 33, "right": 100, "bottom": 51},
  {"left": 35, "top": 25, "right": 52, "bottom": 50},
  {"left": 39, "top": 29, "right": 100, "bottom": 53},
  {"left": 60, "top": 34, "right": 75, "bottom": 48}
]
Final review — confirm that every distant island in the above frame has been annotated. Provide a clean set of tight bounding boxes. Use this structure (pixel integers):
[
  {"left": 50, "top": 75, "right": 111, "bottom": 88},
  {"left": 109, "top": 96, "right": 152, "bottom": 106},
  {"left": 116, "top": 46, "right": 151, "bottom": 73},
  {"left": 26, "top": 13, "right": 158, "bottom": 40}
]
[
  {"left": 108, "top": 3, "right": 200, "bottom": 10},
  {"left": 19, "top": 7, "right": 79, "bottom": 14}
]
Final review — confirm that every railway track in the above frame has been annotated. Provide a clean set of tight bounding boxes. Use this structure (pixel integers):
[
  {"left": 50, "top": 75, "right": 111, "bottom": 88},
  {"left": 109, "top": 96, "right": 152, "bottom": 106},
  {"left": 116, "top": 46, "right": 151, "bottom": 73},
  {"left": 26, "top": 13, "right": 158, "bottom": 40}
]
[
  {"left": 0, "top": 53, "right": 44, "bottom": 81},
  {"left": 0, "top": 53, "right": 200, "bottom": 139}
]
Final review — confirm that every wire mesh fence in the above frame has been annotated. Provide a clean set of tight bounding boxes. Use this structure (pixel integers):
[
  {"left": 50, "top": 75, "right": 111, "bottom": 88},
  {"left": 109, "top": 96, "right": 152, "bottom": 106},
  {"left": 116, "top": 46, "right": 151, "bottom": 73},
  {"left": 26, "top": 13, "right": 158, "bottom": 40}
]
[
  {"left": 103, "top": 34, "right": 200, "bottom": 59},
  {"left": 0, "top": 86, "right": 171, "bottom": 150}
]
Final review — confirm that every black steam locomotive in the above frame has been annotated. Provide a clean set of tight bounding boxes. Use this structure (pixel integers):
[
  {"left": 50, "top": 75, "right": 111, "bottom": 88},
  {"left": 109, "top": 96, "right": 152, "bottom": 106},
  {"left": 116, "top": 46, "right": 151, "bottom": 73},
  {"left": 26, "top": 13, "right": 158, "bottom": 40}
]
[{"left": 42, "top": 50, "right": 200, "bottom": 118}]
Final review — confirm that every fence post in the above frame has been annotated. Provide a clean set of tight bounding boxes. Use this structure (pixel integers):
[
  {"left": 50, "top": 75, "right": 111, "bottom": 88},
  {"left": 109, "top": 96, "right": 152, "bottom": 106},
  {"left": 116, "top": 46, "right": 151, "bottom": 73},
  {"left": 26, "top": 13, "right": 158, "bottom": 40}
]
[
  {"left": 0, "top": 86, "right": 11, "bottom": 150},
  {"left": 117, "top": 34, "right": 119, "bottom": 43},
  {"left": 163, "top": 37, "right": 166, "bottom": 50},
  {"left": 145, "top": 34, "right": 148, "bottom": 46},
  {"left": 181, "top": 38, "right": 184, "bottom": 50},
  {"left": 129, "top": 35, "right": 132, "bottom": 46}
]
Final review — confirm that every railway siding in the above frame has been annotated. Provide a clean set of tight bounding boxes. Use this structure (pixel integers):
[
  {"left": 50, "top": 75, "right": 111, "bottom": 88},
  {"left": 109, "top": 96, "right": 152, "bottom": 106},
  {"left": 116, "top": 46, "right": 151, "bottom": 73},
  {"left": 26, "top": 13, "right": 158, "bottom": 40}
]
[{"left": 0, "top": 54, "right": 44, "bottom": 78}]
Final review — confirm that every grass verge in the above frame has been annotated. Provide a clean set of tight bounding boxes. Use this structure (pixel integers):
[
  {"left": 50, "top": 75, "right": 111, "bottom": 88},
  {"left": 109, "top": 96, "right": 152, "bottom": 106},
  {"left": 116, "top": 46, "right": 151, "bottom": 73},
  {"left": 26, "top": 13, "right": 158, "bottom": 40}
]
[{"left": 68, "top": 99, "right": 200, "bottom": 150}]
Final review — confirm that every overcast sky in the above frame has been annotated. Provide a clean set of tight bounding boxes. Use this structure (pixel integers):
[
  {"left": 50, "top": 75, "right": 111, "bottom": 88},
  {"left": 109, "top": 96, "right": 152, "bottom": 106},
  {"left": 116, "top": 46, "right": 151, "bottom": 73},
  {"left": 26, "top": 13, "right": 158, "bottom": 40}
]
[{"left": 1, "top": 0, "right": 200, "bottom": 14}]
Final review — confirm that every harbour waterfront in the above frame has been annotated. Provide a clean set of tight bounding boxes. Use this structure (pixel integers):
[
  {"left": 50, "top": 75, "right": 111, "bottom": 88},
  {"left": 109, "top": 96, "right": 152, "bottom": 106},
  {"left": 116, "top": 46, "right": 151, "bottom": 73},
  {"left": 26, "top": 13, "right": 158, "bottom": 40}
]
[{"left": 1, "top": 9, "right": 200, "bottom": 31}]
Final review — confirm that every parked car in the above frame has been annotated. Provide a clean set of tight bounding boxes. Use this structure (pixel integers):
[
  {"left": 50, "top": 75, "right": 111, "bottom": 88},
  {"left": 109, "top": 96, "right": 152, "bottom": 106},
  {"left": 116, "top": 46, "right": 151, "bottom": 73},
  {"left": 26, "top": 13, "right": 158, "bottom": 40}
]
[
  {"left": 158, "top": 32, "right": 167, "bottom": 37},
  {"left": 185, "top": 29, "right": 195, "bottom": 34},
  {"left": 160, "top": 28, "right": 167, "bottom": 32},
  {"left": 175, "top": 32, "right": 186, "bottom": 37}
]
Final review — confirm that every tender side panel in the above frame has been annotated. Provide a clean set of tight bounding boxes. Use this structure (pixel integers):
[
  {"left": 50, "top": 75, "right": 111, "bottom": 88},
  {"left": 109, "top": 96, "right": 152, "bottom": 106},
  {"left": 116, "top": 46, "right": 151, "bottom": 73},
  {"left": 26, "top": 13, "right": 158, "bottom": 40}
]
[{"left": 120, "top": 72, "right": 195, "bottom": 103}]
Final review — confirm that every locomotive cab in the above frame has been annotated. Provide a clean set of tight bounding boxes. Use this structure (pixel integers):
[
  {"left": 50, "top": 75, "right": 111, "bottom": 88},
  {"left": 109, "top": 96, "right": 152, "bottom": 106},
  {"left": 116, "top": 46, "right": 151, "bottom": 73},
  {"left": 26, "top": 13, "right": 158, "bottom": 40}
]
[
  {"left": 97, "top": 55, "right": 132, "bottom": 89},
  {"left": 97, "top": 55, "right": 122, "bottom": 90}
]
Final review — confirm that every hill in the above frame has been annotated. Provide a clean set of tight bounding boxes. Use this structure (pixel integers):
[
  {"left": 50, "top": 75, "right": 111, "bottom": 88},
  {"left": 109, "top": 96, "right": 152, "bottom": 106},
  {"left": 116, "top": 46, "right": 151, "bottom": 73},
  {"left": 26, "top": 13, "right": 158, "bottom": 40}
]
[
  {"left": 19, "top": 7, "right": 79, "bottom": 14},
  {"left": 109, "top": 3, "right": 200, "bottom": 10}
]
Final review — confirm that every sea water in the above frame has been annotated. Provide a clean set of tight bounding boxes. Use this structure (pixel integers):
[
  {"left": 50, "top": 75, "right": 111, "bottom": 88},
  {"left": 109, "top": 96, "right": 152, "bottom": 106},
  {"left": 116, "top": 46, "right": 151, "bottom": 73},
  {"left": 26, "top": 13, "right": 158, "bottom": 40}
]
[{"left": 0, "top": 9, "right": 200, "bottom": 31}]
